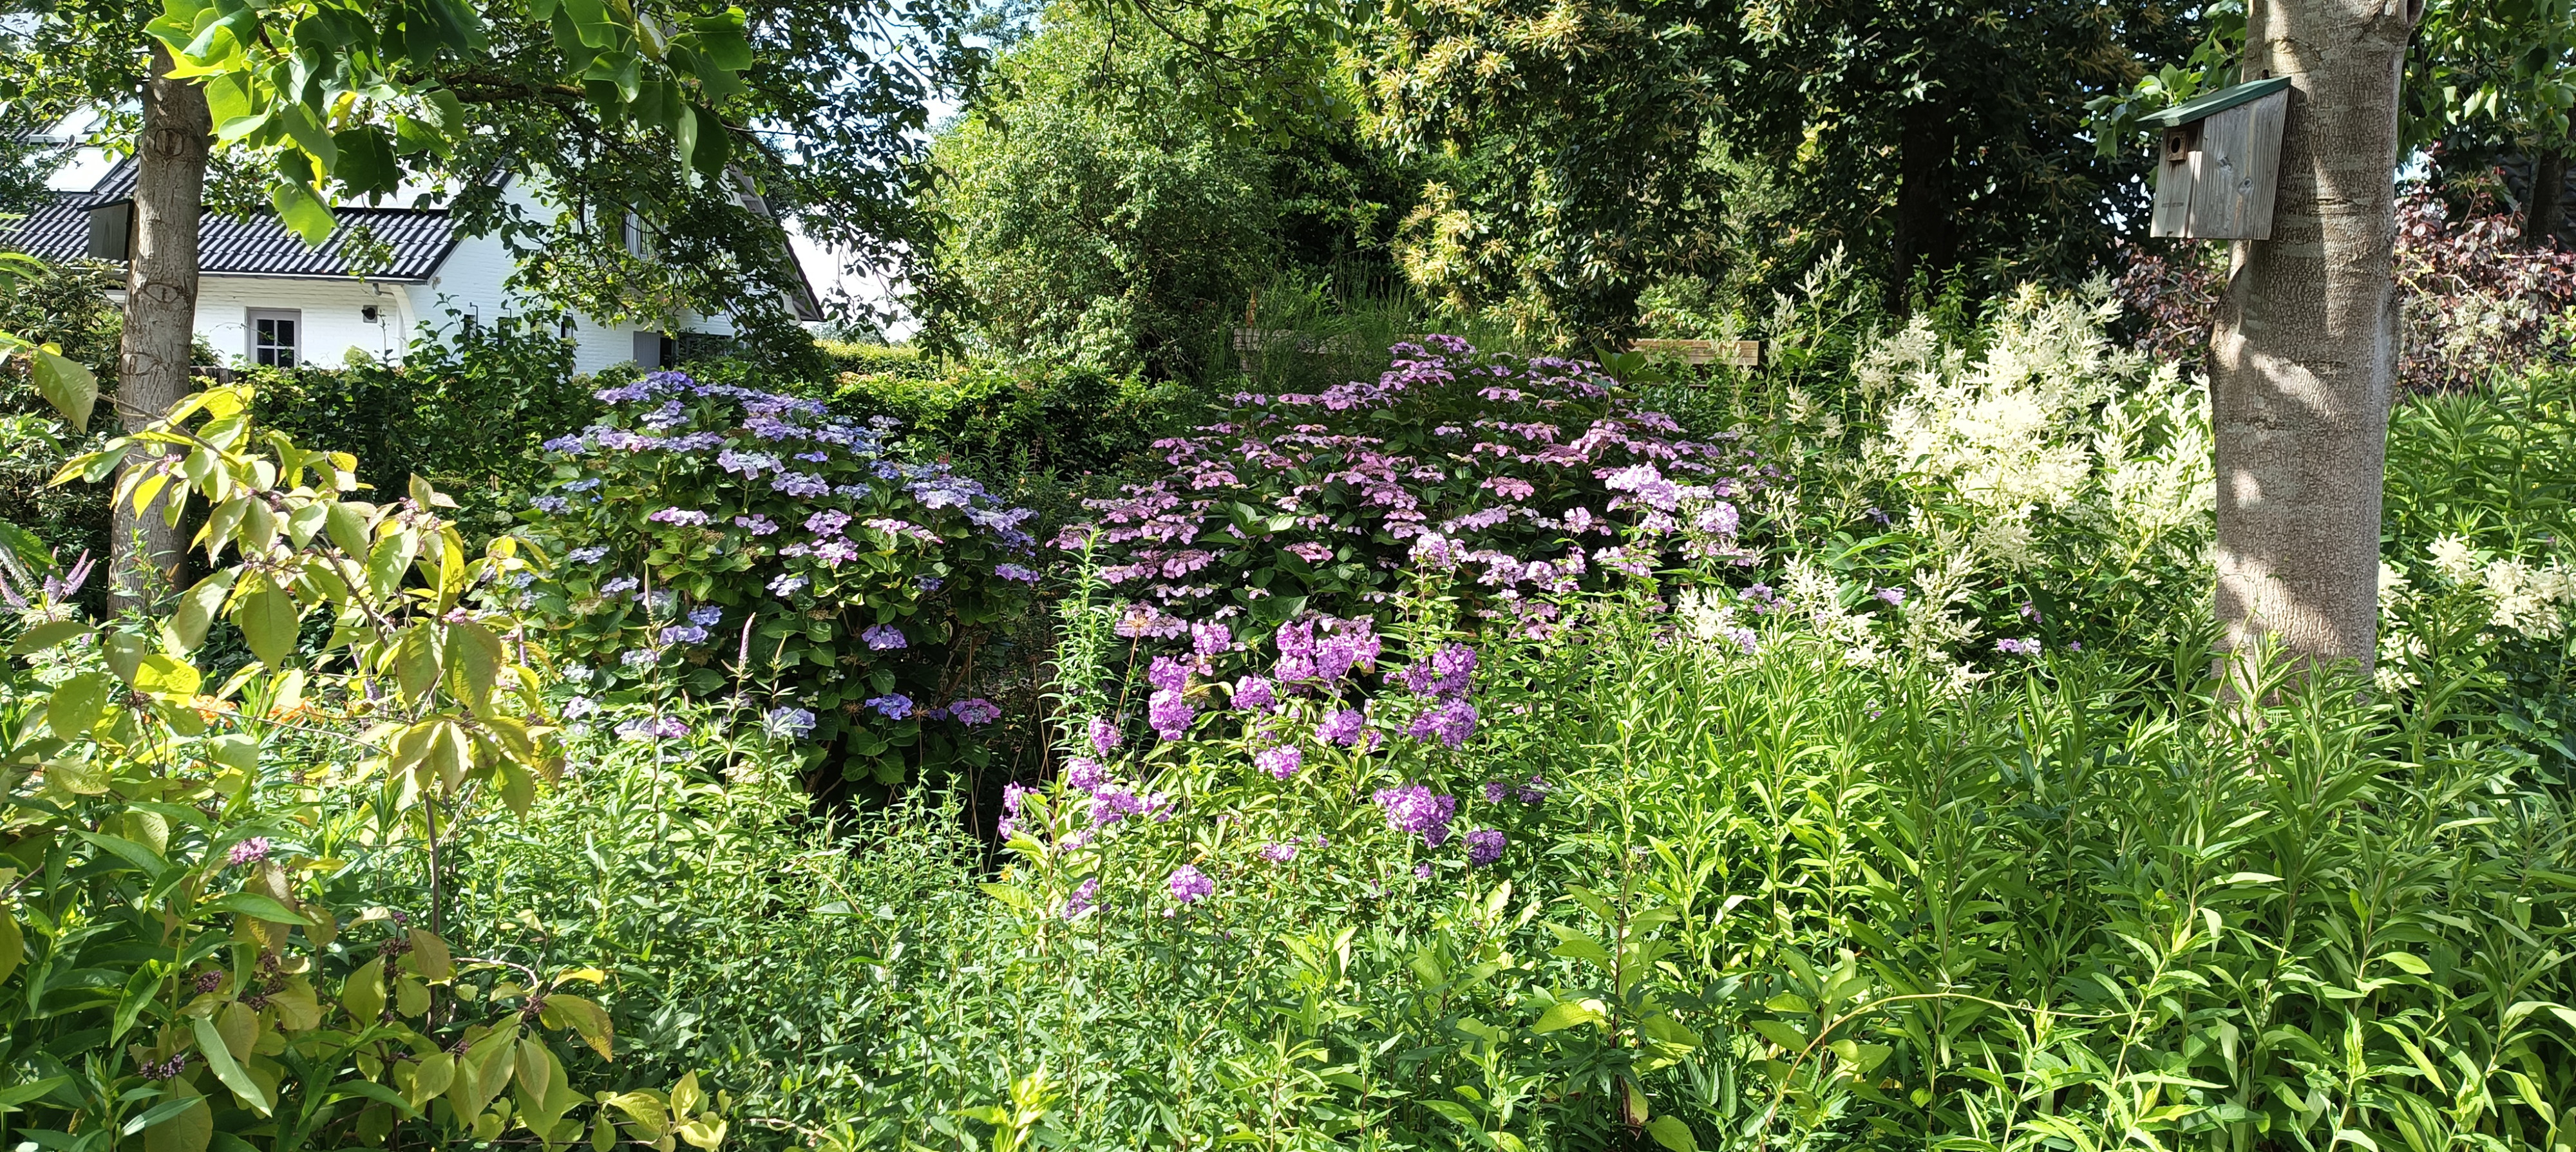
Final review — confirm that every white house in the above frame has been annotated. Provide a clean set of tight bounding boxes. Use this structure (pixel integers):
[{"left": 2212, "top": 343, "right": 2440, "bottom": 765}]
[{"left": 5, "top": 144, "right": 822, "bottom": 374}]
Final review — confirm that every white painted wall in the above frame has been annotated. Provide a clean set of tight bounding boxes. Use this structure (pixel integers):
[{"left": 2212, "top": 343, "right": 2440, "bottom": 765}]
[
  {"left": 193, "top": 180, "right": 759, "bottom": 376},
  {"left": 196, "top": 277, "right": 415, "bottom": 368}
]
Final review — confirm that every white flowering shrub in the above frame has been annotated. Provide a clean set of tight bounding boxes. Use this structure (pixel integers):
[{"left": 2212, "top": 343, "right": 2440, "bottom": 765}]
[{"left": 1689, "top": 278, "right": 2214, "bottom": 688}]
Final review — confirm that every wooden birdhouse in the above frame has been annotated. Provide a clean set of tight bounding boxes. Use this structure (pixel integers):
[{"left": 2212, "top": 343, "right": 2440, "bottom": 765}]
[{"left": 2144, "top": 76, "right": 2290, "bottom": 241}]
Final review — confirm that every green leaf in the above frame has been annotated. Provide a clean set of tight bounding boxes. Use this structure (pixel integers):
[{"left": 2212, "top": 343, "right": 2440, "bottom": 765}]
[
  {"left": 448, "top": 620, "right": 502, "bottom": 710},
  {"left": 690, "top": 9, "right": 751, "bottom": 69},
  {"left": 0, "top": 907, "right": 21, "bottom": 985},
  {"left": 203, "top": 891, "right": 302, "bottom": 925},
  {"left": 341, "top": 957, "right": 385, "bottom": 1024},
  {"left": 275, "top": 104, "right": 338, "bottom": 171},
  {"left": 32, "top": 346, "right": 97, "bottom": 430},
  {"left": 1531, "top": 999, "right": 1602, "bottom": 1033},
  {"left": 330, "top": 124, "right": 401, "bottom": 197},
  {"left": 10, "top": 617, "right": 88, "bottom": 656},
  {"left": 1645, "top": 1115, "right": 1698, "bottom": 1152},
  {"left": 538, "top": 993, "right": 614, "bottom": 1061},
  {"left": 191, "top": 1012, "right": 274, "bottom": 1116},
  {"left": 323, "top": 501, "right": 372, "bottom": 558},
  {"left": 234, "top": 577, "right": 299, "bottom": 669},
  {"left": 167, "top": 571, "right": 237, "bottom": 652},
  {"left": 113, "top": 961, "right": 164, "bottom": 1043},
  {"left": 44, "top": 672, "right": 111, "bottom": 741},
  {"left": 268, "top": 178, "right": 335, "bottom": 246},
  {"left": 135, "top": 654, "right": 202, "bottom": 698}
]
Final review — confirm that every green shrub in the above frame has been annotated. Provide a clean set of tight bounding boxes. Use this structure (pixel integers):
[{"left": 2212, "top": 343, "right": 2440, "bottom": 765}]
[
  {"left": 0, "top": 382, "right": 723, "bottom": 1151},
  {"left": 249, "top": 312, "right": 595, "bottom": 536},
  {"left": 826, "top": 360, "right": 1193, "bottom": 480}
]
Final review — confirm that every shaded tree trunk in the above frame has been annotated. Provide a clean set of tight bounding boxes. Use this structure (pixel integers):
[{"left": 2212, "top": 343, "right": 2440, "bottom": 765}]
[
  {"left": 1890, "top": 105, "right": 1958, "bottom": 312},
  {"left": 2528, "top": 148, "right": 2567, "bottom": 250},
  {"left": 2209, "top": 0, "right": 2420, "bottom": 675},
  {"left": 111, "top": 44, "right": 208, "bottom": 610}
]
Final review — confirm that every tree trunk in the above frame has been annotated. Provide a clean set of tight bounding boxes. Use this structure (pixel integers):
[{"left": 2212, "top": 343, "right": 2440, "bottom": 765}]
[
  {"left": 1890, "top": 106, "right": 1958, "bottom": 312},
  {"left": 2528, "top": 149, "right": 2567, "bottom": 250},
  {"left": 2208, "top": 0, "right": 2420, "bottom": 677},
  {"left": 111, "top": 44, "right": 209, "bottom": 610}
]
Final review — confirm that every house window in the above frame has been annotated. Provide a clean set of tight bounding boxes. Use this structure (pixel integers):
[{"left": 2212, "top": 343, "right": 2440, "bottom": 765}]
[{"left": 247, "top": 309, "right": 301, "bottom": 368}]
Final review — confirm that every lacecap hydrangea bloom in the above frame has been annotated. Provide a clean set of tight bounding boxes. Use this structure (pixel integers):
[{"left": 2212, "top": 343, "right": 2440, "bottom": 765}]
[{"left": 519, "top": 369, "right": 1038, "bottom": 782}]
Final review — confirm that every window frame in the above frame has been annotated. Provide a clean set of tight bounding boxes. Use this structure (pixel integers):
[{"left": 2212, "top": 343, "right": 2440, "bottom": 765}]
[{"left": 246, "top": 308, "right": 303, "bottom": 368}]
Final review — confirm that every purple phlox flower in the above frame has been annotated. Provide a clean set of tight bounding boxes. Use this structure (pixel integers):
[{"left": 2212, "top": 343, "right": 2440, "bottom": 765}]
[
  {"left": 1233, "top": 675, "right": 1276, "bottom": 712},
  {"left": 1484, "top": 780, "right": 1508, "bottom": 804},
  {"left": 1603, "top": 462, "right": 1682, "bottom": 511},
  {"left": 1260, "top": 842, "right": 1298, "bottom": 863},
  {"left": 1466, "top": 829, "right": 1506, "bottom": 867},
  {"left": 1396, "top": 643, "right": 1477, "bottom": 698},
  {"left": 1065, "top": 878, "right": 1099, "bottom": 920},
  {"left": 227, "top": 837, "right": 272, "bottom": 867},
  {"left": 762, "top": 706, "right": 817, "bottom": 739},
  {"left": 768, "top": 573, "right": 810, "bottom": 597},
  {"left": 865, "top": 694, "right": 914, "bottom": 719},
  {"left": 2019, "top": 601, "right": 2043, "bottom": 622},
  {"left": 1256, "top": 745, "right": 1303, "bottom": 780},
  {"left": 1318, "top": 708, "right": 1367, "bottom": 747},
  {"left": 1694, "top": 501, "right": 1741, "bottom": 536},
  {"left": 647, "top": 508, "right": 711, "bottom": 527},
  {"left": 950, "top": 698, "right": 1002, "bottom": 726},
  {"left": 1876, "top": 587, "right": 1905, "bottom": 606},
  {"left": 860, "top": 624, "right": 907, "bottom": 650},
  {"left": 1168, "top": 865, "right": 1213, "bottom": 905},
  {"left": 1088, "top": 716, "right": 1122, "bottom": 757},
  {"left": 1515, "top": 775, "right": 1549, "bottom": 804},
  {"left": 1414, "top": 862, "right": 1434, "bottom": 880},
  {"left": 1147, "top": 655, "right": 1192, "bottom": 693},
  {"left": 1374, "top": 784, "right": 1457, "bottom": 847},
  {"left": 1408, "top": 698, "right": 1479, "bottom": 748},
  {"left": 1148, "top": 688, "right": 1194, "bottom": 741},
  {"left": 1066, "top": 757, "right": 1106, "bottom": 793},
  {"left": 1996, "top": 638, "right": 2038, "bottom": 656},
  {"left": 1089, "top": 784, "right": 1148, "bottom": 826}
]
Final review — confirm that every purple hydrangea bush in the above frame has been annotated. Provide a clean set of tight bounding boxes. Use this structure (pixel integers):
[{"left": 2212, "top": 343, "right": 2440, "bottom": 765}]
[
  {"left": 1065, "top": 336, "right": 1772, "bottom": 637},
  {"left": 518, "top": 370, "right": 1041, "bottom": 786}
]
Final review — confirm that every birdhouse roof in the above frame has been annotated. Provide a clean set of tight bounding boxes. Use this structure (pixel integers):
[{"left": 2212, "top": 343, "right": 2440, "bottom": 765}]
[{"left": 2140, "top": 76, "right": 2291, "bottom": 130}]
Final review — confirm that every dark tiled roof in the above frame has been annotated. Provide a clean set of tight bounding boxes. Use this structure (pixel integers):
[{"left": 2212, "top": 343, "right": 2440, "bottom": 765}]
[{"left": 2, "top": 158, "right": 458, "bottom": 282}]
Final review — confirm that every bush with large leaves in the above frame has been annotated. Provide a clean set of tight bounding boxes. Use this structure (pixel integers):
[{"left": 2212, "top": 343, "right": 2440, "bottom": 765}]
[{"left": 0, "top": 382, "right": 725, "bottom": 1150}]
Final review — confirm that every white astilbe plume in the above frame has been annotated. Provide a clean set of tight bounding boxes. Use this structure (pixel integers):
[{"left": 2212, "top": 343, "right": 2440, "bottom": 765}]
[{"left": 1867, "top": 282, "right": 2143, "bottom": 515}]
